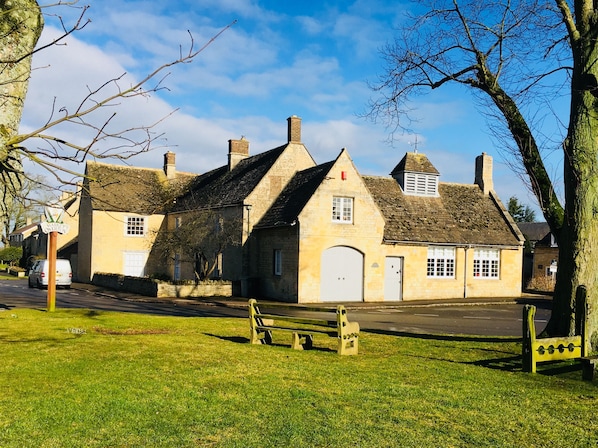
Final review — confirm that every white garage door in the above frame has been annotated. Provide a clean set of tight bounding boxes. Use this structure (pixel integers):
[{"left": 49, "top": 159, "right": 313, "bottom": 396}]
[
  {"left": 320, "top": 246, "right": 363, "bottom": 302},
  {"left": 123, "top": 251, "right": 148, "bottom": 277}
]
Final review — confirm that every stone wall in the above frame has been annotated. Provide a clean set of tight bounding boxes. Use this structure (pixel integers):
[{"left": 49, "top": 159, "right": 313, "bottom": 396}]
[{"left": 91, "top": 273, "right": 232, "bottom": 298}]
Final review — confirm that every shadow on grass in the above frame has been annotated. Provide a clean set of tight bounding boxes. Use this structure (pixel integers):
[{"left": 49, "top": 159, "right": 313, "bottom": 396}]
[
  {"left": 364, "top": 329, "right": 529, "bottom": 373},
  {"left": 535, "top": 360, "right": 582, "bottom": 376},
  {"left": 467, "top": 355, "right": 522, "bottom": 372},
  {"left": 203, "top": 333, "right": 335, "bottom": 353},
  {"left": 363, "top": 328, "right": 521, "bottom": 343},
  {"left": 205, "top": 333, "right": 248, "bottom": 344}
]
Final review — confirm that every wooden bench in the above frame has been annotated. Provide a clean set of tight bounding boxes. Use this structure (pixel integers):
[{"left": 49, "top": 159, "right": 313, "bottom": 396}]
[
  {"left": 522, "top": 285, "right": 593, "bottom": 378},
  {"left": 248, "top": 299, "right": 359, "bottom": 355}
]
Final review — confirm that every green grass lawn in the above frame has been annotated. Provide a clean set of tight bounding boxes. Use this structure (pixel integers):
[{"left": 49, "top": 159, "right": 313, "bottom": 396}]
[{"left": 0, "top": 308, "right": 596, "bottom": 447}]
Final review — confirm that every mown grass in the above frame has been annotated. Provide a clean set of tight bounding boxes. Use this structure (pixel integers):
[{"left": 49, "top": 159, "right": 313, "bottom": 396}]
[{"left": 0, "top": 308, "right": 596, "bottom": 447}]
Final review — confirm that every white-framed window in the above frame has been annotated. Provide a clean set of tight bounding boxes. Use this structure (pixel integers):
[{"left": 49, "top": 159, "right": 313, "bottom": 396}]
[
  {"left": 473, "top": 248, "right": 500, "bottom": 278},
  {"left": 274, "top": 249, "right": 282, "bottom": 276},
  {"left": 332, "top": 196, "right": 353, "bottom": 223},
  {"left": 404, "top": 172, "right": 438, "bottom": 196},
  {"left": 125, "top": 216, "right": 146, "bottom": 236},
  {"left": 427, "top": 246, "right": 455, "bottom": 278}
]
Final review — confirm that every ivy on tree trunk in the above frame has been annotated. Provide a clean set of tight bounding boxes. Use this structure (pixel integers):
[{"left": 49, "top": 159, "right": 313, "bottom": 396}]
[{"left": 0, "top": 0, "right": 43, "bottom": 161}]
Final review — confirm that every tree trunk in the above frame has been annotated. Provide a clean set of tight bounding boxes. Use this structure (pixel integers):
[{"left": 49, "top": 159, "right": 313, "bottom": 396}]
[
  {"left": 546, "top": 5, "right": 598, "bottom": 351},
  {"left": 0, "top": 0, "right": 43, "bottom": 160}
]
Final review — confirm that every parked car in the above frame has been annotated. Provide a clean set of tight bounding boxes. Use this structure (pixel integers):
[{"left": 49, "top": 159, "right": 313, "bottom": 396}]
[{"left": 28, "top": 259, "right": 72, "bottom": 289}]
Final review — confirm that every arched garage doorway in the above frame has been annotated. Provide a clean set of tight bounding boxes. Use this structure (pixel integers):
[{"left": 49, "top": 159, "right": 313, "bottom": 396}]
[{"left": 320, "top": 246, "right": 364, "bottom": 302}]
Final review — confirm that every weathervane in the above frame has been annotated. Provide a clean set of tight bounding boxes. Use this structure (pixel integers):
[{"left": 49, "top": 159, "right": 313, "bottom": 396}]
[{"left": 409, "top": 135, "right": 420, "bottom": 153}]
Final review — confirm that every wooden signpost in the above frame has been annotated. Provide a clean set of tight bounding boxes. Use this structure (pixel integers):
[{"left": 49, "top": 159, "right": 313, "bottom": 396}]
[{"left": 39, "top": 203, "right": 69, "bottom": 312}]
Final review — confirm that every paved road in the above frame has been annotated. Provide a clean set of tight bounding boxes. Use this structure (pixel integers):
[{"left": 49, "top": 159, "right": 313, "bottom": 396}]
[
  {"left": 0, "top": 280, "right": 247, "bottom": 318},
  {"left": 0, "top": 279, "right": 551, "bottom": 337}
]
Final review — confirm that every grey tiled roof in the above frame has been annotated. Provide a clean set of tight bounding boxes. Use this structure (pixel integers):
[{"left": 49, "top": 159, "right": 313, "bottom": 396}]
[
  {"left": 85, "top": 162, "right": 195, "bottom": 214},
  {"left": 255, "top": 161, "right": 334, "bottom": 228},
  {"left": 174, "top": 145, "right": 287, "bottom": 211},
  {"left": 517, "top": 222, "right": 550, "bottom": 242},
  {"left": 363, "top": 176, "right": 522, "bottom": 246}
]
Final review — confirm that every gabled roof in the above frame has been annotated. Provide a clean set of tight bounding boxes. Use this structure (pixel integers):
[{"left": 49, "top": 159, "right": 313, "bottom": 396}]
[
  {"left": 85, "top": 161, "right": 195, "bottom": 214},
  {"left": 255, "top": 161, "right": 335, "bottom": 228},
  {"left": 174, "top": 145, "right": 288, "bottom": 211},
  {"left": 363, "top": 176, "right": 522, "bottom": 246},
  {"left": 9, "top": 222, "right": 39, "bottom": 237},
  {"left": 517, "top": 222, "right": 550, "bottom": 242},
  {"left": 390, "top": 152, "right": 440, "bottom": 176}
]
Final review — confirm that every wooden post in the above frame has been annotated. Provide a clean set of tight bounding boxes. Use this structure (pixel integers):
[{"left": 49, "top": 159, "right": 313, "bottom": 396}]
[
  {"left": 575, "top": 285, "right": 588, "bottom": 357},
  {"left": 522, "top": 305, "right": 535, "bottom": 372},
  {"left": 47, "top": 231, "right": 57, "bottom": 312}
]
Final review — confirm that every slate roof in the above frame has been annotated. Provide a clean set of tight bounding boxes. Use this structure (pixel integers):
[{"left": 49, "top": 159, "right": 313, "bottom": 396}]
[
  {"left": 9, "top": 222, "right": 38, "bottom": 238},
  {"left": 255, "top": 161, "right": 334, "bottom": 228},
  {"left": 390, "top": 152, "right": 440, "bottom": 176},
  {"left": 173, "top": 145, "right": 287, "bottom": 211},
  {"left": 517, "top": 222, "right": 550, "bottom": 243},
  {"left": 363, "top": 176, "right": 522, "bottom": 246},
  {"left": 85, "top": 162, "right": 195, "bottom": 214}
]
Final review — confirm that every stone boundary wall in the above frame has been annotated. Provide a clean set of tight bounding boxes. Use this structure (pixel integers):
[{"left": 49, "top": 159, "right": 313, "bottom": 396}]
[{"left": 91, "top": 273, "right": 232, "bottom": 298}]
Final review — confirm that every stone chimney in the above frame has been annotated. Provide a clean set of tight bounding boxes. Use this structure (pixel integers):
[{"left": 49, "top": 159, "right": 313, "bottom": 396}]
[
  {"left": 228, "top": 137, "right": 249, "bottom": 171},
  {"left": 287, "top": 115, "right": 301, "bottom": 143},
  {"left": 164, "top": 151, "right": 176, "bottom": 179},
  {"left": 474, "top": 152, "right": 494, "bottom": 195}
]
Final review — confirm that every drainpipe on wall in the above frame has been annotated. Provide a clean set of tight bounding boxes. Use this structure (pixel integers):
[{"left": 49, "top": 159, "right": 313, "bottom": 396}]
[
  {"left": 241, "top": 204, "right": 253, "bottom": 297},
  {"left": 464, "top": 246, "right": 470, "bottom": 299}
]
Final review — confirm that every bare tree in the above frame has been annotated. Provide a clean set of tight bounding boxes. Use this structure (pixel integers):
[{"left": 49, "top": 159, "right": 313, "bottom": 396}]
[
  {"left": 152, "top": 210, "right": 242, "bottom": 282},
  {"left": 1, "top": 1, "right": 234, "bottom": 201},
  {"left": 0, "top": 174, "right": 52, "bottom": 245},
  {"left": 368, "top": 0, "right": 598, "bottom": 348}
]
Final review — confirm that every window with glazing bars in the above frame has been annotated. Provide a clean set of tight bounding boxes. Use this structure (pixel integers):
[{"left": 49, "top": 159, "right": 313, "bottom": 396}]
[
  {"left": 332, "top": 196, "right": 353, "bottom": 223},
  {"left": 473, "top": 248, "right": 500, "bottom": 278},
  {"left": 126, "top": 216, "right": 145, "bottom": 236},
  {"left": 427, "top": 246, "right": 455, "bottom": 277}
]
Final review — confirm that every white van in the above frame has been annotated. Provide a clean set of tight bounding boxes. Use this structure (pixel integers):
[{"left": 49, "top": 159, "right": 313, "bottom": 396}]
[{"left": 28, "top": 259, "right": 73, "bottom": 289}]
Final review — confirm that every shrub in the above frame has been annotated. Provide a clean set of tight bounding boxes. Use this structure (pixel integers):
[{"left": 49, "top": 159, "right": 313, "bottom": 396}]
[
  {"left": 149, "top": 272, "right": 171, "bottom": 281},
  {"left": 0, "top": 246, "right": 23, "bottom": 266}
]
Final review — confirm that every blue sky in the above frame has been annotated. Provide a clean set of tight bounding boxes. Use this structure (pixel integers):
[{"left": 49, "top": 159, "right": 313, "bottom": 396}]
[{"left": 20, "top": 0, "right": 560, "bottom": 213}]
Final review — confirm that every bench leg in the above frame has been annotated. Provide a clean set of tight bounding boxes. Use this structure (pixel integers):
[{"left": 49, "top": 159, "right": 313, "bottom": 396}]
[
  {"left": 338, "top": 322, "right": 359, "bottom": 355},
  {"left": 250, "top": 329, "right": 272, "bottom": 345},
  {"left": 338, "top": 335, "right": 358, "bottom": 356},
  {"left": 292, "top": 333, "right": 313, "bottom": 350}
]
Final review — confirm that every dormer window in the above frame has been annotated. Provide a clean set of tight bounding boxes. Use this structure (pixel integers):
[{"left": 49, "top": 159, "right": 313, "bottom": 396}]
[{"left": 391, "top": 152, "right": 440, "bottom": 197}]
